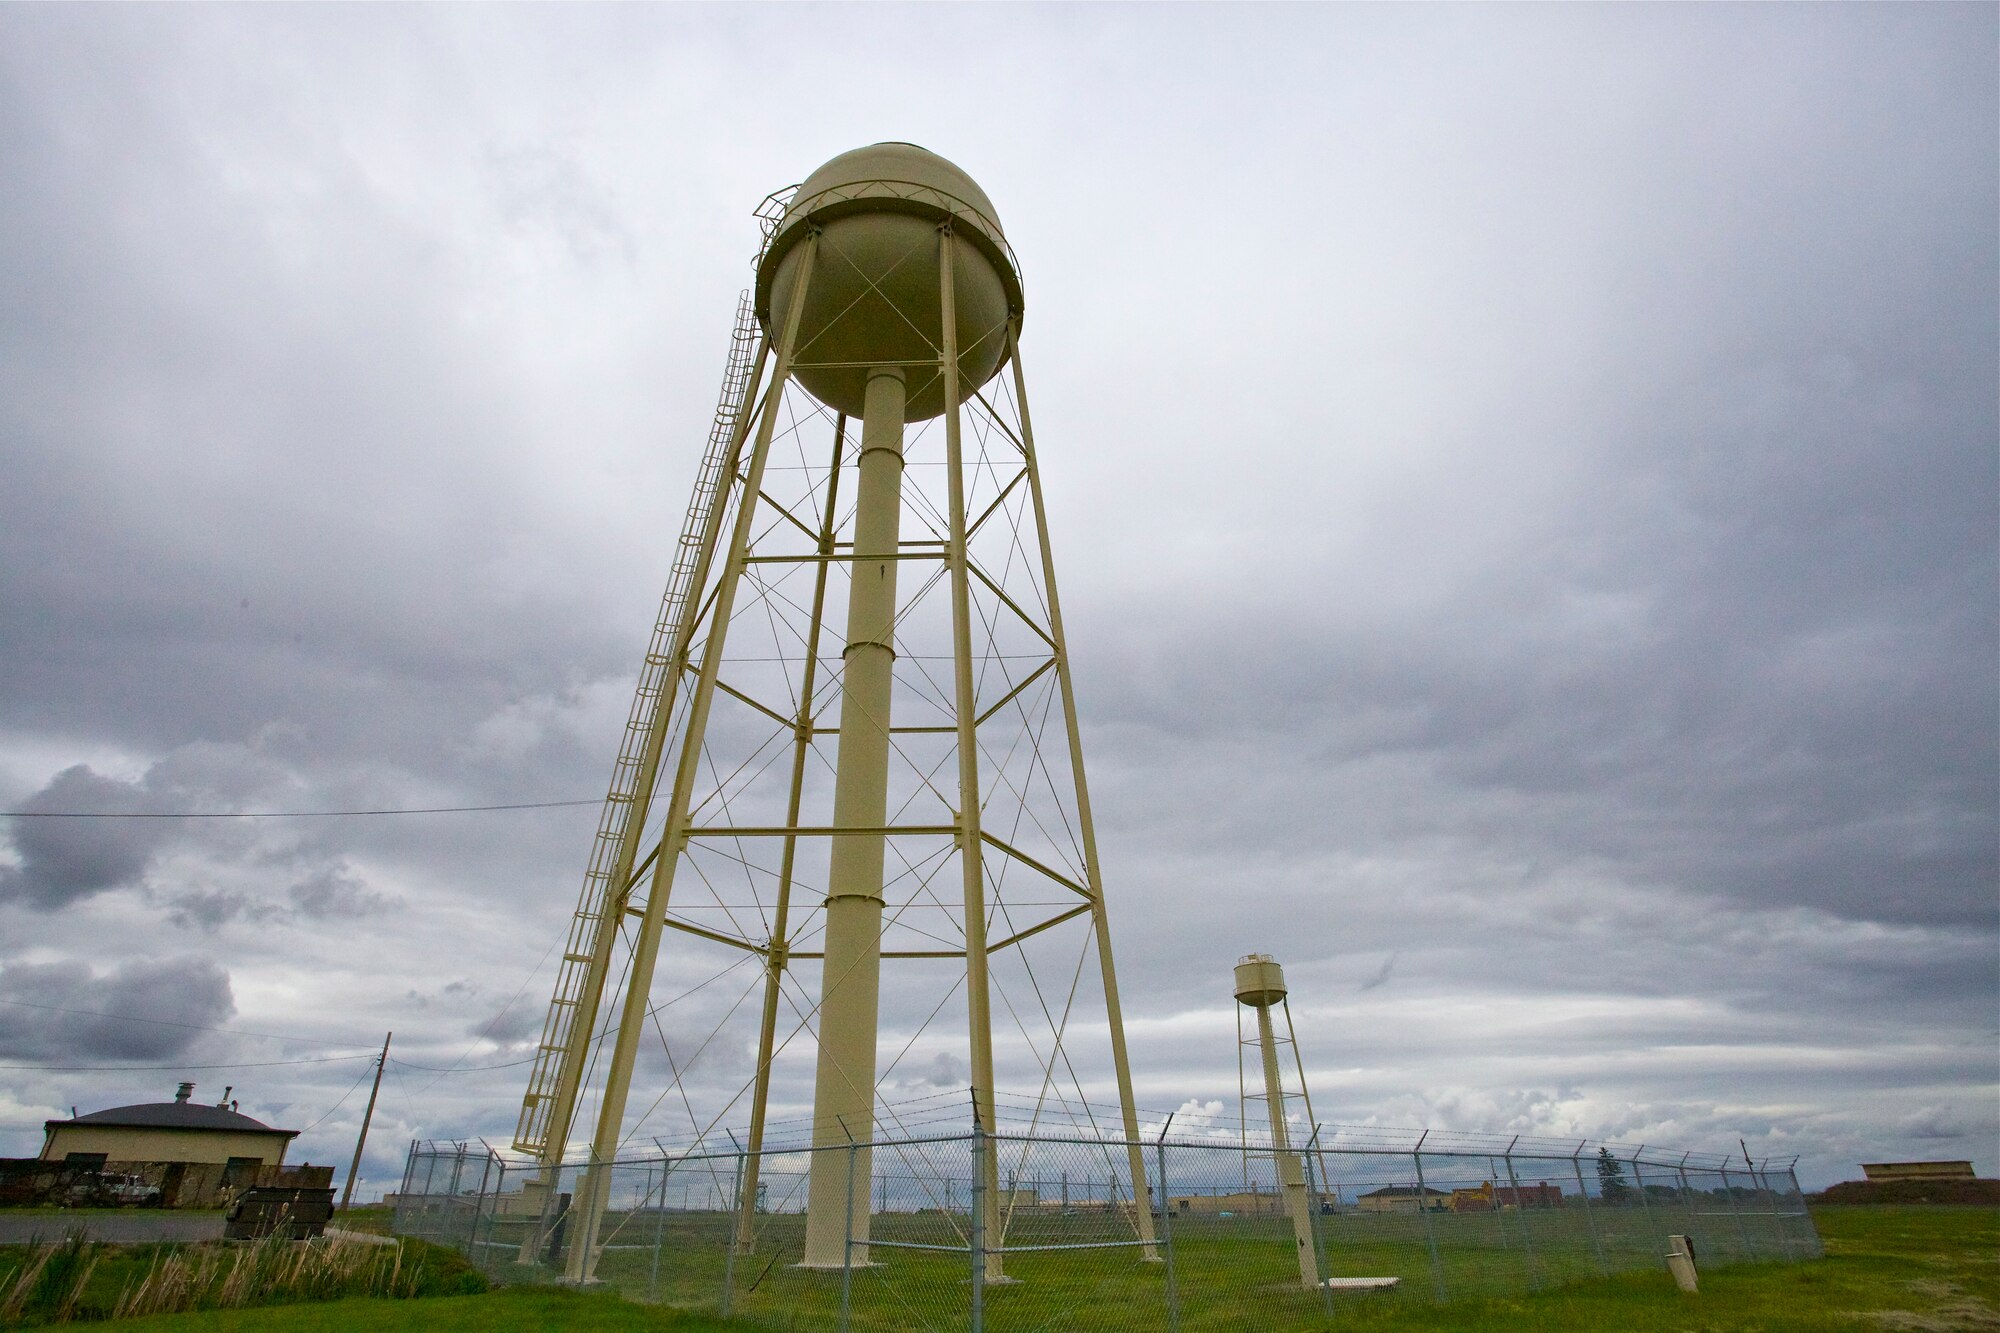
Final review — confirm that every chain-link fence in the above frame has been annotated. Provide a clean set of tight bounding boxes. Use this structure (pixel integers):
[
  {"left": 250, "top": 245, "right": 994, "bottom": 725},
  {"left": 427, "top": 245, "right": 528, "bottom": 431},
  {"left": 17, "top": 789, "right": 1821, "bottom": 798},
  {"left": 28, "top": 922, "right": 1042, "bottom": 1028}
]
[{"left": 391, "top": 1124, "right": 1818, "bottom": 1331}]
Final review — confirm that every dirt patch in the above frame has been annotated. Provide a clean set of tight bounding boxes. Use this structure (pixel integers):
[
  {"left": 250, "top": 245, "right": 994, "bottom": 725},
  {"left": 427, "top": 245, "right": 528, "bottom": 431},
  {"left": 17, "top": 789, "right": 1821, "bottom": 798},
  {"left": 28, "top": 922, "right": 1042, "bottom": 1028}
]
[{"left": 1860, "top": 1305, "right": 2000, "bottom": 1332}]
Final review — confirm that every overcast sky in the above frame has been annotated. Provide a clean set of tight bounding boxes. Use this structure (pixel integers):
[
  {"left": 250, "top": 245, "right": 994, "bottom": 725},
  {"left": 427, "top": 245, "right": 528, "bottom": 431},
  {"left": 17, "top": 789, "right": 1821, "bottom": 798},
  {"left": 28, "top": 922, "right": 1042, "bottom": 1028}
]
[{"left": 1, "top": 4, "right": 1993, "bottom": 1196}]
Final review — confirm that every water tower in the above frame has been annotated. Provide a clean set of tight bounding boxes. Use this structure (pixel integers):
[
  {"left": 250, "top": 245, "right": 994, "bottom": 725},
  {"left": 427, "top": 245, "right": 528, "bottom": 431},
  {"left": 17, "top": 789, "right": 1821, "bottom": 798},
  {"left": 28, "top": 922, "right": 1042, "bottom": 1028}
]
[
  {"left": 512, "top": 143, "right": 1157, "bottom": 1282},
  {"left": 1236, "top": 953, "right": 1323, "bottom": 1289}
]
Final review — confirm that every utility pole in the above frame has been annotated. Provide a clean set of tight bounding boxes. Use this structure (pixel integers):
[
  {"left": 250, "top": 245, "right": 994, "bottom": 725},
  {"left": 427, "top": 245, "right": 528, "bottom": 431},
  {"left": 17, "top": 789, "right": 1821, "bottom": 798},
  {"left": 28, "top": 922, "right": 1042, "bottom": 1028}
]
[{"left": 340, "top": 1032, "right": 392, "bottom": 1211}]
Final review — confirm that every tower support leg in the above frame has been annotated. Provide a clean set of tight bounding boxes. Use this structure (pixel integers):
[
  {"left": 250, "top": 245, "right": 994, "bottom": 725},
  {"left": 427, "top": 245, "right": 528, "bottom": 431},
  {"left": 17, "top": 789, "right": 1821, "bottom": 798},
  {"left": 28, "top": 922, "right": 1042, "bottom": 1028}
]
[
  {"left": 737, "top": 416, "right": 847, "bottom": 1257},
  {"left": 1256, "top": 1001, "right": 1321, "bottom": 1289},
  {"left": 563, "top": 233, "right": 820, "bottom": 1283},
  {"left": 939, "top": 230, "right": 1007, "bottom": 1279},
  {"left": 1007, "top": 323, "right": 1160, "bottom": 1258}
]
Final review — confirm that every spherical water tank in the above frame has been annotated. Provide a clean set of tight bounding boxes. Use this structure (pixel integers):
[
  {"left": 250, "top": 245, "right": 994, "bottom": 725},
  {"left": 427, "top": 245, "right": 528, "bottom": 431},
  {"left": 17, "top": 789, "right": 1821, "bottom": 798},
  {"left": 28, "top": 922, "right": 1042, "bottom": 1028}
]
[{"left": 755, "top": 143, "right": 1023, "bottom": 423}]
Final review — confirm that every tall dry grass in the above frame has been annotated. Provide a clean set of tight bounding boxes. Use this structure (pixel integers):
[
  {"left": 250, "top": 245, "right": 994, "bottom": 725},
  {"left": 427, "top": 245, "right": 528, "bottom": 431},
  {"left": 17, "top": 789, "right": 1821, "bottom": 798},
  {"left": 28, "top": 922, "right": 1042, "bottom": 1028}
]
[
  {"left": 0, "top": 1228, "right": 482, "bottom": 1325},
  {"left": 1, "top": 1233, "right": 99, "bottom": 1323}
]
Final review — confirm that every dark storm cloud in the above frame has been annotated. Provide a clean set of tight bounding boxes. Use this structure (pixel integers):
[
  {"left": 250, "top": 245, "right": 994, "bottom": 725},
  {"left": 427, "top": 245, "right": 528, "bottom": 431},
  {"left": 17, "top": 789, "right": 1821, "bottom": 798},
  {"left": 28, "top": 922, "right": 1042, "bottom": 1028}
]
[
  {"left": 160, "top": 866, "right": 395, "bottom": 931},
  {"left": 1, "top": 767, "right": 165, "bottom": 909},
  {"left": 0, "top": 956, "right": 235, "bottom": 1061}
]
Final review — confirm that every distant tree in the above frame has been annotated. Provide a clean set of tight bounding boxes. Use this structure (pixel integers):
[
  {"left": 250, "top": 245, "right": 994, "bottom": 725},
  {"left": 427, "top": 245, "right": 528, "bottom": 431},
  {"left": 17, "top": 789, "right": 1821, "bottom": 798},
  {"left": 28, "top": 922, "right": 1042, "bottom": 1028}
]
[{"left": 1596, "top": 1148, "right": 1631, "bottom": 1202}]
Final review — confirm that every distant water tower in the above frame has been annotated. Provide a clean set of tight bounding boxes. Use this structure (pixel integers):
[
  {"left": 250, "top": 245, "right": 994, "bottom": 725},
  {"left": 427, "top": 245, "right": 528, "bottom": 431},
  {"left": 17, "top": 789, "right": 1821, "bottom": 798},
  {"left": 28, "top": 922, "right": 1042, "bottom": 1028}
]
[
  {"left": 511, "top": 143, "right": 1158, "bottom": 1282},
  {"left": 1236, "top": 953, "right": 1323, "bottom": 1289}
]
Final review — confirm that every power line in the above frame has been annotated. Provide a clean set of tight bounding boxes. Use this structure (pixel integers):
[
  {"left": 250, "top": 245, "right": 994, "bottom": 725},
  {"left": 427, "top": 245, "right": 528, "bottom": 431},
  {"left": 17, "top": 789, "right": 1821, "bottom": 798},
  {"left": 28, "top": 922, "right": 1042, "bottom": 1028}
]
[
  {"left": 389, "top": 1055, "right": 537, "bottom": 1073},
  {"left": 1, "top": 999, "right": 536, "bottom": 1075},
  {"left": 0, "top": 997, "right": 355, "bottom": 1047},
  {"left": 3, "top": 799, "right": 600, "bottom": 819},
  {"left": 0, "top": 1054, "right": 374, "bottom": 1072}
]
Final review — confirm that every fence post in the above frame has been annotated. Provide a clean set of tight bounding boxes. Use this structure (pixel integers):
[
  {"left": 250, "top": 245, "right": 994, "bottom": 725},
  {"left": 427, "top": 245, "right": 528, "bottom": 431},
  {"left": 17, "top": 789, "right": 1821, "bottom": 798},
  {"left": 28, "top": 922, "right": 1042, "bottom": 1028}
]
[
  {"left": 1411, "top": 1138, "right": 1446, "bottom": 1303},
  {"left": 1571, "top": 1143, "right": 1606, "bottom": 1274},
  {"left": 1753, "top": 1159, "right": 1794, "bottom": 1261},
  {"left": 1501, "top": 1142, "right": 1543, "bottom": 1289},
  {"left": 470, "top": 1146, "right": 495, "bottom": 1262},
  {"left": 649, "top": 1151, "right": 668, "bottom": 1303},
  {"left": 722, "top": 1149, "right": 744, "bottom": 1317},
  {"left": 970, "top": 1126, "right": 986, "bottom": 1333},
  {"left": 840, "top": 1140, "right": 857, "bottom": 1333},
  {"left": 1784, "top": 1162, "right": 1822, "bottom": 1258},
  {"left": 1487, "top": 1155, "right": 1514, "bottom": 1254},
  {"left": 1718, "top": 1165, "right": 1752, "bottom": 1261},
  {"left": 1673, "top": 1154, "right": 1695, "bottom": 1243},
  {"left": 485, "top": 1157, "right": 505, "bottom": 1272},
  {"left": 1304, "top": 1126, "right": 1333, "bottom": 1318},
  {"left": 1629, "top": 1149, "right": 1659, "bottom": 1248},
  {"left": 1156, "top": 1134, "right": 1180, "bottom": 1333}
]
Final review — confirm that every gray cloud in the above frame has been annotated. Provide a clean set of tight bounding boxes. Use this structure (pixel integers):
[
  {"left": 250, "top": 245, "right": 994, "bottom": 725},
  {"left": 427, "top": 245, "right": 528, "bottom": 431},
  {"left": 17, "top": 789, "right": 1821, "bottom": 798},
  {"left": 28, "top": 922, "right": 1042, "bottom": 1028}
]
[
  {"left": 1357, "top": 954, "right": 1398, "bottom": 993},
  {"left": 0, "top": 4, "right": 1989, "bottom": 1190},
  {"left": 0, "top": 956, "right": 235, "bottom": 1061},
  {"left": 470, "top": 1002, "right": 541, "bottom": 1051},
  {"left": 287, "top": 868, "right": 396, "bottom": 921},
  {"left": 165, "top": 888, "right": 281, "bottom": 932},
  {"left": 0, "top": 766, "right": 164, "bottom": 909}
]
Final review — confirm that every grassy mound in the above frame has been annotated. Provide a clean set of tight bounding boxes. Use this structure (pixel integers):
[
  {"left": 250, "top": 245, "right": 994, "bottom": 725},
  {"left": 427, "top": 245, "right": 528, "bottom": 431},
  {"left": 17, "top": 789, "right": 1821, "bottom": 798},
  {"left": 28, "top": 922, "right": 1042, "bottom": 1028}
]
[{"left": 1813, "top": 1177, "right": 2000, "bottom": 1205}]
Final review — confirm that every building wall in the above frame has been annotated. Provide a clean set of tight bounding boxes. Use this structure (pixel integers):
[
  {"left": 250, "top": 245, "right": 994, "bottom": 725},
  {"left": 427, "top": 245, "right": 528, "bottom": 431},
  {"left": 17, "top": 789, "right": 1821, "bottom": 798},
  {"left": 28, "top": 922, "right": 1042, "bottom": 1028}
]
[
  {"left": 1356, "top": 1191, "right": 1445, "bottom": 1214},
  {"left": 1861, "top": 1162, "right": 1975, "bottom": 1181},
  {"left": 0, "top": 1158, "right": 326, "bottom": 1210},
  {"left": 42, "top": 1125, "right": 293, "bottom": 1168},
  {"left": 1168, "top": 1191, "right": 1285, "bottom": 1216}
]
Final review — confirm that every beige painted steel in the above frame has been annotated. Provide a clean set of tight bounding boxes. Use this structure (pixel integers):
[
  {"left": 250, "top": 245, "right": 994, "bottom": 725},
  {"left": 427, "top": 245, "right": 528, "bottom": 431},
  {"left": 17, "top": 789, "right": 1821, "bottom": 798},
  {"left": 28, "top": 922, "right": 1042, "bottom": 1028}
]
[
  {"left": 516, "top": 324, "right": 772, "bottom": 1264},
  {"left": 798, "top": 367, "right": 907, "bottom": 1268},
  {"left": 565, "top": 233, "right": 820, "bottom": 1282},
  {"left": 1006, "top": 325, "right": 1159, "bottom": 1258},
  {"left": 1280, "top": 994, "right": 1334, "bottom": 1205},
  {"left": 1234, "top": 954, "right": 1288, "bottom": 1007},
  {"left": 549, "top": 143, "right": 1160, "bottom": 1285},
  {"left": 757, "top": 142, "right": 1018, "bottom": 421},
  {"left": 1234, "top": 955, "right": 1330, "bottom": 1206},
  {"left": 1253, "top": 995, "right": 1322, "bottom": 1290},
  {"left": 938, "top": 229, "right": 1006, "bottom": 1277},
  {"left": 736, "top": 416, "right": 847, "bottom": 1255}
]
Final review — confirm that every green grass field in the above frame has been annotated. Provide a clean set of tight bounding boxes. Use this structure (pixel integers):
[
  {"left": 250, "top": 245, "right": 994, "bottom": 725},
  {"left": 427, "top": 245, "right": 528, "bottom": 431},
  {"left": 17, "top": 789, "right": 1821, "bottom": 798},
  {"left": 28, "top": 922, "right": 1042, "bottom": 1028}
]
[
  {"left": 6, "top": 1205, "right": 1992, "bottom": 1331},
  {"left": 416, "top": 1183, "right": 1827, "bottom": 1331}
]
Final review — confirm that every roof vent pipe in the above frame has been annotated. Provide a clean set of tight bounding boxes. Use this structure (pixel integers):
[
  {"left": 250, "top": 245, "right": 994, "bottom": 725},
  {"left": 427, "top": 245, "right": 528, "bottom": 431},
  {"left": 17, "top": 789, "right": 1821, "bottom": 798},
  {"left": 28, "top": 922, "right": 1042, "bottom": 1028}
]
[
  {"left": 218, "top": 1086, "right": 233, "bottom": 1106},
  {"left": 174, "top": 1082, "right": 194, "bottom": 1104}
]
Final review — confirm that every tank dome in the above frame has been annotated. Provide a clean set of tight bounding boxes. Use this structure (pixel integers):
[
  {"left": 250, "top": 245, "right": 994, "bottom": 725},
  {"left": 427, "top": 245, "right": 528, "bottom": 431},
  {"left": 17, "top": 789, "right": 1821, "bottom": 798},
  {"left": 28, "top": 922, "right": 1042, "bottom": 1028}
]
[{"left": 755, "top": 143, "right": 1022, "bottom": 422}]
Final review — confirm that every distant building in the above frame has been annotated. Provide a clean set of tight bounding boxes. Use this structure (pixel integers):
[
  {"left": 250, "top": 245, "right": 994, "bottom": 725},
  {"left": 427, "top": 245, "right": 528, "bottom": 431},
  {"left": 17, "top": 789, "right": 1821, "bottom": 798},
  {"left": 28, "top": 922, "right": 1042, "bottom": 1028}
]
[
  {"left": 1356, "top": 1185, "right": 1449, "bottom": 1214},
  {"left": 1166, "top": 1188, "right": 1288, "bottom": 1217},
  {"left": 1861, "top": 1162, "right": 1976, "bottom": 1182},
  {"left": 1449, "top": 1180, "right": 1563, "bottom": 1211},
  {"left": 38, "top": 1082, "right": 300, "bottom": 1200}
]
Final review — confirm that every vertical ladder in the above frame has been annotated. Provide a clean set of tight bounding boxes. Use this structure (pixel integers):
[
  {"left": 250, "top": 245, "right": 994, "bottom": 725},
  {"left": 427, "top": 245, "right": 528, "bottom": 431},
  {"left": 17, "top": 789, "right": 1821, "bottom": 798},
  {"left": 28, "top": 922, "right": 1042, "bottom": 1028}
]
[{"left": 513, "top": 291, "right": 763, "bottom": 1156}]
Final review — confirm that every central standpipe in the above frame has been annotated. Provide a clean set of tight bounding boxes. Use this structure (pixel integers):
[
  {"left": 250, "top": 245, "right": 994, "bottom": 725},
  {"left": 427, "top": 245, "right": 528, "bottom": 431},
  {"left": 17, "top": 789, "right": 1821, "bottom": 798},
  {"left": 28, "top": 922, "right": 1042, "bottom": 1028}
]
[
  {"left": 1236, "top": 954, "right": 1322, "bottom": 1290},
  {"left": 799, "top": 368, "right": 906, "bottom": 1268}
]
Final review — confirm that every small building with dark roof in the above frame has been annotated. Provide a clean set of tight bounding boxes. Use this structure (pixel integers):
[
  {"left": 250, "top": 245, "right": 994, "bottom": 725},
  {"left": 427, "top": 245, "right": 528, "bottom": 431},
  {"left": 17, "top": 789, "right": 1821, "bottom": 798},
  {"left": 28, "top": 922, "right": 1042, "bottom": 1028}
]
[
  {"left": 1861, "top": 1161, "right": 1976, "bottom": 1182},
  {"left": 1356, "top": 1184, "right": 1450, "bottom": 1214},
  {"left": 41, "top": 1082, "right": 297, "bottom": 1185}
]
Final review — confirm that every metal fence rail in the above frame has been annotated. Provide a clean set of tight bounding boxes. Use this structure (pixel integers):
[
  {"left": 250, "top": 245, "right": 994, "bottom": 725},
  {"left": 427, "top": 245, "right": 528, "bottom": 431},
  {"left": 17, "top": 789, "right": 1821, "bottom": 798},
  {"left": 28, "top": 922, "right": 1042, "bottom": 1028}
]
[{"left": 392, "top": 1126, "right": 1818, "bottom": 1331}]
